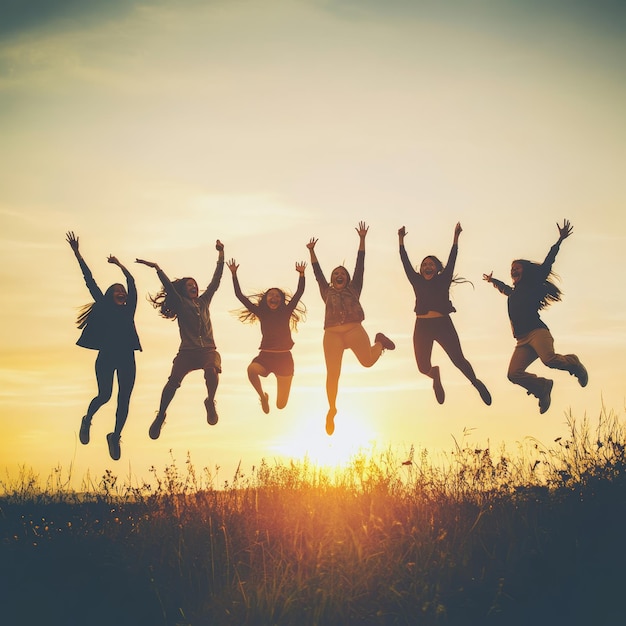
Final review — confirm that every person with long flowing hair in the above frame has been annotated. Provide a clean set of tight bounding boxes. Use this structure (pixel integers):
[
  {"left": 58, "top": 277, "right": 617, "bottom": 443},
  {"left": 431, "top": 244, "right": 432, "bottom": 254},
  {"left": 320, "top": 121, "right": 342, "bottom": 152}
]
[
  {"left": 307, "top": 221, "right": 395, "bottom": 436},
  {"left": 483, "top": 219, "right": 588, "bottom": 413},
  {"left": 398, "top": 222, "right": 491, "bottom": 406},
  {"left": 227, "top": 258, "right": 306, "bottom": 413},
  {"left": 66, "top": 231, "right": 141, "bottom": 460},
  {"left": 137, "top": 240, "right": 224, "bottom": 438}
]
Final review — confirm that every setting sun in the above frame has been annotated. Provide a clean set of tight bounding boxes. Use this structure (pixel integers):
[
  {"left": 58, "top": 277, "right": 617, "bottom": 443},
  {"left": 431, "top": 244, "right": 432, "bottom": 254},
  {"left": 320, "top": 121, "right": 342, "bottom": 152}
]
[{"left": 272, "top": 408, "right": 380, "bottom": 468}]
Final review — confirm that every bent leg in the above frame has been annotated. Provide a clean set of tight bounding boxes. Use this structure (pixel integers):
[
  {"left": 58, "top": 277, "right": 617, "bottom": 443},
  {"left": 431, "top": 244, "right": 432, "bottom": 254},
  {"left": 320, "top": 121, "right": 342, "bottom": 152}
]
[
  {"left": 113, "top": 353, "right": 136, "bottom": 436},
  {"left": 346, "top": 323, "right": 383, "bottom": 368},
  {"left": 530, "top": 329, "right": 582, "bottom": 374},
  {"left": 507, "top": 342, "right": 548, "bottom": 397},
  {"left": 247, "top": 361, "right": 269, "bottom": 400}
]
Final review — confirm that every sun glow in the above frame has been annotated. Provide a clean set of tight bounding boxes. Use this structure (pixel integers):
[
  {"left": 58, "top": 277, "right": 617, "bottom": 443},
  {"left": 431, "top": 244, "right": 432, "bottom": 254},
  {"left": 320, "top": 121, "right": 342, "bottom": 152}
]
[{"left": 273, "top": 408, "right": 379, "bottom": 469}]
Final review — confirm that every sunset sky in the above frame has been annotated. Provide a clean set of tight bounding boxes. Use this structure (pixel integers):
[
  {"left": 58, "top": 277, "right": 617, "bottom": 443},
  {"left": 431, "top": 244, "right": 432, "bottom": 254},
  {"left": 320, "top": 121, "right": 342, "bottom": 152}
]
[{"left": 1, "top": 0, "right": 625, "bottom": 489}]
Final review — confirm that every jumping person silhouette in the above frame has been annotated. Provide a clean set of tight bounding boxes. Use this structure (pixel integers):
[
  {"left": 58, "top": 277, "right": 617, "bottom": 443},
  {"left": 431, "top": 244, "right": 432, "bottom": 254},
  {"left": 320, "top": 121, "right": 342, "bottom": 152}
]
[
  {"left": 66, "top": 231, "right": 141, "bottom": 460},
  {"left": 137, "top": 240, "right": 225, "bottom": 438},
  {"left": 483, "top": 219, "right": 588, "bottom": 414},
  {"left": 227, "top": 258, "right": 306, "bottom": 413},
  {"left": 307, "top": 221, "right": 395, "bottom": 436},
  {"left": 398, "top": 222, "right": 491, "bottom": 406}
]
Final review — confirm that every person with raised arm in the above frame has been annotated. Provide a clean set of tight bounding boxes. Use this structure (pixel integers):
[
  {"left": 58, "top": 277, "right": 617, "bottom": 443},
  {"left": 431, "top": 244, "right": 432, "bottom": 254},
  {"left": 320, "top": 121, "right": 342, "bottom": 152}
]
[
  {"left": 398, "top": 222, "right": 491, "bottom": 406},
  {"left": 227, "top": 258, "right": 306, "bottom": 413},
  {"left": 66, "top": 231, "right": 141, "bottom": 460},
  {"left": 307, "top": 221, "right": 395, "bottom": 436},
  {"left": 137, "top": 240, "right": 224, "bottom": 438},
  {"left": 483, "top": 219, "right": 588, "bottom": 414}
]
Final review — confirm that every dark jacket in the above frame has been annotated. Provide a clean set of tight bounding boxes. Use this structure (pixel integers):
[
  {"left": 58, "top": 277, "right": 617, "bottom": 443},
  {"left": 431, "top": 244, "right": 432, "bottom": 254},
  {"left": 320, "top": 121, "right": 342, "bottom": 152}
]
[
  {"left": 490, "top": 241, "right": 562, "bottom": 338},
  {"left": 76, "top": 257, "right": 141, "bottom": 352},
  {"left": 400, "top": 244, "right": 458, "bottom": 315}
]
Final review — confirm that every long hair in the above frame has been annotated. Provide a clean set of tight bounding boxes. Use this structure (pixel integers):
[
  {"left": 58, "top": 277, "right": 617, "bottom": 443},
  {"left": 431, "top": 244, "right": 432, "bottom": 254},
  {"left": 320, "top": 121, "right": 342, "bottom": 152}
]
[
  {"left": 75, "top": 284, "right": 120, "bottom": 328},
  {"left": 148, "top": 277, "right": 194, "bottom": 320},
  {"left": 234, "top": 288, "right": 307, "bottom": 331},
  {"left": 419, "top": 255, "right": 474, "bottom": 288},
  {"left": 514, "top": 259, "right": 562, "bottom": 309}
]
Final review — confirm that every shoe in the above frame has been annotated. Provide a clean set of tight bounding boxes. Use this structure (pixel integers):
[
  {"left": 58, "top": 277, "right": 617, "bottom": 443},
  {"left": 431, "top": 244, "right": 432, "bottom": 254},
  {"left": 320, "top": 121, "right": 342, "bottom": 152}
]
[
  {"left": 375, "top": 332, "right": 396, "bottom": 351},
  {"left": 79, "top": 416, "right": 91, "bottom": 445},
  {"left": 325, "top": 408, "right": 336, "bottom": 436},
  {"left": 260, "top": 392, "right": 270, "bottom": 414},
  {"left": 107, "top": 432, "right": 121, "bottom": 461},
  {"left": 572, "top": 359, "right": 588, "bottom": 388},
  {"left": 538, "top": 379, "right": 553, "bottom": 414},
  {"left": 205, "top": 398, "right": 219, "bottom": 425},
  {"left": 149, "top": 412, "right": 166, "bottom": 440},
  {"left": 432, "top": 366, "right": 445, "bottom": 404},
  {"left": 474, "top": 380, "right": 492, "bottom": 406}
]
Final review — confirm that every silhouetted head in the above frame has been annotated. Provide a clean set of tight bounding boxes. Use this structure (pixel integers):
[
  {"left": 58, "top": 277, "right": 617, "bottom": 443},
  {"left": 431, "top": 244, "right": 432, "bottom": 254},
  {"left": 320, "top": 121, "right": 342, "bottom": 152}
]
[
  {"left": 264, "top": 288, "right": 286, "bottom": 310},
  {"left": 419, "top": 256, "right": 444, "bottom": 280},
  {"left": 331, "top": 266, "right": 350, "bottom": 290},
  {"left": 105, "top": 283, "right": 128, "bottom": 306},
  {"left": 170, "top": 277, "right": 199, "bottom": 300},
  {"left": 510, "top": 259, "right": 562, "bottom": 308}
]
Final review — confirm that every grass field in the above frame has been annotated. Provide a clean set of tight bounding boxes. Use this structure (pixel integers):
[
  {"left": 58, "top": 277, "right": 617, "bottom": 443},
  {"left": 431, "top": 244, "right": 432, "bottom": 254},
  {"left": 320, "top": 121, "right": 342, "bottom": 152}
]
[{"left": 2, "top": 408, "right": 626, "bottom": 626}]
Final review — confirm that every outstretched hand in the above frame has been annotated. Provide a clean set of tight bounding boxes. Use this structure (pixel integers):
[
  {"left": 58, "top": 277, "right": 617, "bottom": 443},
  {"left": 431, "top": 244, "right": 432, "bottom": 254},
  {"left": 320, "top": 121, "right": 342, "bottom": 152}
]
[
  {"left": 227, "top": 258, "right": 239, "bottom": 274},
  {"left": 306, "top": 237, "right": 318, "bottom": 250},
  {"left": 107, "top": 255, "right": 121, "bottom": 267},
  {"left": 482, "top": 272, "right": 493, "bottom": 283},
  {"left": 355, "top": 221, "right": 369, "bottom": 238},
  {"left": 398, "top": 226, "right": 407, "bottom": 240},
  {"left": 66, "top": 231, "right": 79, "bottom": 253},
  {"left": 295, "top": 261, "right": 307, "bottom": 275},
  {"left": 557, "top": 219, "right": 573, "bottom": 241},
  {"left": 136, "top": 258, "right": 160, "bottom": 270}
]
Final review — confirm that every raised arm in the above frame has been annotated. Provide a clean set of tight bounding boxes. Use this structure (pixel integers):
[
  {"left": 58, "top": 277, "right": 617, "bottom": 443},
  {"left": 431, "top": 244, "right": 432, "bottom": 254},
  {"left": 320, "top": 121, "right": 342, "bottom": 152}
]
[
  {"left": 108, "top": 255, "right": 137, "bottom": 309},
  {"left": 66, "top": 231, "right": 103, "bottom": 301},
  {"left": 227, "top": 258, "right": 256, "bottom": 311},
  {"left": 398, "top": 226, "right": 419, "bottom": 282},
  {"left": 288, "top": 261, "right": 307, "bottom": 309},
  {"left": 205, "top": 239, "right": 225, "bottom": 296},
  {"left": 442, "top": 222, "right": 461, "bottom": 279},
  {"left": 308, "top": 237, "right": 328, "bottom": 300},
  {"left": 307, "top": 237, "right": 319, "bottom": 265},
  {"left": 136, "top": 258, "right": 175, "bottom": 293},
  {"left": 541, "top": 219, "right": 573, "bottom": 275},
  {"left": 355, "top": 220, "right": 368, "bottom": 252}
]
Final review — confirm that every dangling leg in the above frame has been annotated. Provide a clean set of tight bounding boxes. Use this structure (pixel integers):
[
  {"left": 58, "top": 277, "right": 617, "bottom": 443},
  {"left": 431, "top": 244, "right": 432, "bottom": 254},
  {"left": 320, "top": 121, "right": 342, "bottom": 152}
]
[
  {"left": 149, "top": 352, "right": 189, "bottom": 440},
  {"left": 204, "top": 350, "right": 222, "bottom": 425},
  {"left": 81, "top": 352, "right": 115, "bottom": 445},
  {"left": 413, "top": 319, "right": 444, "bottom": 404},
  {"left": 323, "top": 328, "right": 346, "bottom": 435},
  {"left": 275, "top": 375, "right": 293, "bottom": 409},
  {"left": 107, "top": 352, "right": 136, "bottom": 460},
  {"left": 248, "top": 360, "right": 270, "bottom": 414},
  {"left": 436, "top": 317, "right": 491, "bottom": 405}
]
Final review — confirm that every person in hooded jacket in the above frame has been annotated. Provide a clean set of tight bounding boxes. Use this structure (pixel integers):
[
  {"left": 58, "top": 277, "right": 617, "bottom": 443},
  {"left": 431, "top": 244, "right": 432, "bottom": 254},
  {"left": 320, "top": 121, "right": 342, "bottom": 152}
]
[
  {"left": 66, "top": 231, "right": 141, "bottom": 461},
  {"left": 307, "top": 221, "right": 395, "bottom": 436}
]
